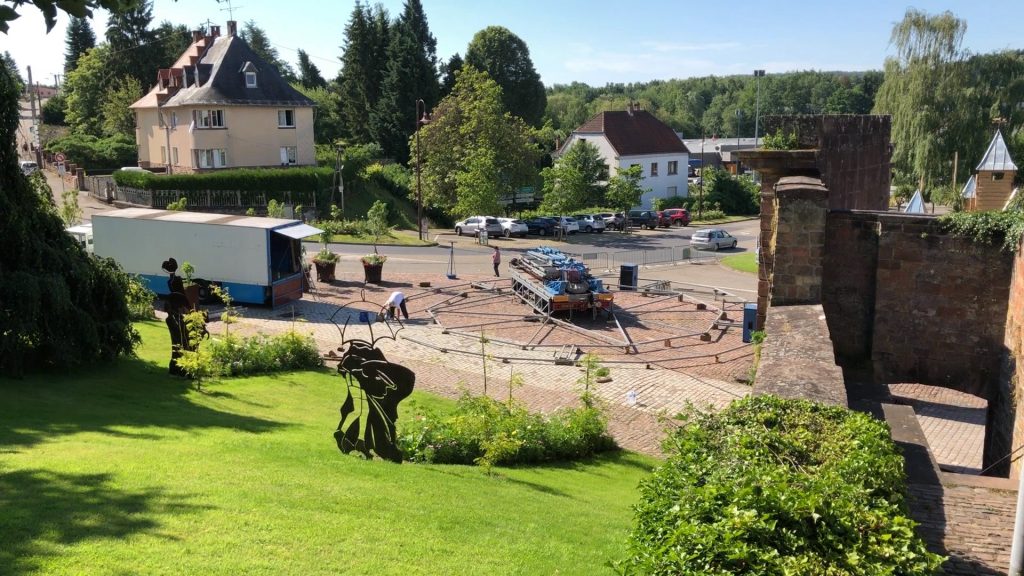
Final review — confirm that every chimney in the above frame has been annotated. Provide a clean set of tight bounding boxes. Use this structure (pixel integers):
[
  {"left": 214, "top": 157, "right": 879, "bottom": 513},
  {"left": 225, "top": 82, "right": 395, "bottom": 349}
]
[
  {"left": 191, "top": 30, "right": 203, "bottom": 42},
  {"left": 210, "top": 25, "right": 221, "bottom": 37},
  {"left": 227, "top": 20, "right": 237, "bottom": 37}
]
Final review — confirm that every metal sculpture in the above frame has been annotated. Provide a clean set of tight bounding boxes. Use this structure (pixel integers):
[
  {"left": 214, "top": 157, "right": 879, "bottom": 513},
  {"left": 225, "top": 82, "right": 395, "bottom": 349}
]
[
  {"left": 329, "top": 293, "right": 415, "bottom": 462},
  {"left": 161, "top": 257, "right": 206, "bottom": 377}
]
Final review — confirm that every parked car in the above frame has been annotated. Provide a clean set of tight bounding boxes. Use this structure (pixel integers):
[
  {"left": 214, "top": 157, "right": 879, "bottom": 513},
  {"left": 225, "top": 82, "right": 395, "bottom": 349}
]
[
  {"left": 627, "top": 210, "right": 660, "bottom": 230},
  {"left": 454, "top": 216, "right": 502, "bottom": 237},
  {"left": 523, "top": 217, "right": 557, "bottom": 236},
  {"left": 573, "top": 214, "right": 606, "bottom": 233},
  {"left": 497, "top": 217, "right": 529, "bottom": 238},
  {"left": 19, "top": 160, "right": 38, "bottom": 175},
  {"left": 656, "top": 211, "right": 673, "bottom": 228},
  {"left": 690, "top": 228, "right": 738, "bottom": 251},
  {"left": 595, "top": 212, "right": 625, "bottom": 231},
  {"left": 662, "top": 208, "right": 691, "bottom": 227},
  {"left": 549, "top": 216, "right": 580, "bottom": 234}
]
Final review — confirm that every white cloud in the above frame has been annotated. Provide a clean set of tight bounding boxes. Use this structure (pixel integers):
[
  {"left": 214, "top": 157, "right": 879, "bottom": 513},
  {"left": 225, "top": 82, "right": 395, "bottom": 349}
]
[{"left": 642, "top": 41, "right": 742, "bottom": 53}]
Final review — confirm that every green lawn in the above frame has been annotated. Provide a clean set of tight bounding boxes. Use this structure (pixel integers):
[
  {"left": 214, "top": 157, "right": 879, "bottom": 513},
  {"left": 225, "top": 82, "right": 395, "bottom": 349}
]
[
  {"left": 690, "top": 215, "right": 756, "bottom": 225},
  {"left": 0, "top": 322, "right": 655, "bottom": 575},
  {"left": 305, "top": 231, "right": 435, "bottom": 247},
  {"left": 721, "top": 252, "right": 758, "bottom": 273}
]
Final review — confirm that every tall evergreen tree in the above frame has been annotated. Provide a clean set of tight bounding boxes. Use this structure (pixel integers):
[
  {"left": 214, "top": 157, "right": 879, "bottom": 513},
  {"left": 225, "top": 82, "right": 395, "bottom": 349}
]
[
  {"left": 439, "top": 53, "right": 462, "bottom": 98},
  {"left": 64, "top": 16, "right": 97, "bottom": 73},
  {"left": 240, "top": 20, "right": 297, "bottom": 83},
  {"left": 297, "top": 49, "right": 327, "bottom": 89},
  {"left": 154, "top": 21, "right": 191, "bottom": 69},
  {"left": 1, "top": 52, "right": 23, "bottom": 94},
  {"left": 338, "top": 2, "right": 389, "bottom": 143},
  {"left": 465, "top": 26, "right": 546, "bottom": 126},
  {"left": 105, "top": 0, "right": 161, "bottom": 88},
  {"left": 371, "top": 0, "right": 440, "bottom": 162}
]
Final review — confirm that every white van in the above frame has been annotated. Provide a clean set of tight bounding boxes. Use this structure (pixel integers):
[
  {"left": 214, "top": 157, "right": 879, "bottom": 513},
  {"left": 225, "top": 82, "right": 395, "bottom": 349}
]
[
  {"left": 19, "top": 161, "right": 39, "bottom": 175},
  {"left": 66, "top": 223, "right": 94, "bottom": 254}
]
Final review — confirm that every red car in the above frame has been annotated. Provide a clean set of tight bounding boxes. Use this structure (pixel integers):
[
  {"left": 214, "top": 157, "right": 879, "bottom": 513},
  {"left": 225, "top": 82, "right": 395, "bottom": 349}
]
[{"left": 661, "top": 208, "right": 691, "bottom": 227}]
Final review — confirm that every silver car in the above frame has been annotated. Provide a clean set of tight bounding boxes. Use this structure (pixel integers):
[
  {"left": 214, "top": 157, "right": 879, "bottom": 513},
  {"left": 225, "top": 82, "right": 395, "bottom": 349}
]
[
  {"left": 690, "top": 228, "right": 737, "bottom": 251},
  {"left": 497, "top": 217, "right": 529, "bottom": 238},
  {"left": 573, "top": 214, "right": 606, "bottom": 233},
  {"left": 454, "top": 216, "right": 502, "bottom": 237}
]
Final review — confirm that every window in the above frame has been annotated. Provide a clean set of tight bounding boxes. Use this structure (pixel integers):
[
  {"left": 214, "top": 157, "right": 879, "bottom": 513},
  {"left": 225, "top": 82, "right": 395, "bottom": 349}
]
[
  {"left": 161, "top": 146, "right": 167, "bottom": 164},
  {"left": 170, "top": 112, "right": 178, "bottom": 128},
  {"left": 158, "top": 112, "right": 165, "bottom": 128},
  {"left": 279, "top": 146, "right": 297, "bottom": 165},
  {"left": 630, "top": 163, "right": 640, "bottom": 170},
  {"left": 172, "top": 147, "right": 179, "bottom": 165},
  {"left": 245, "top": 71, "right": 257, "bottom": 88},
  {"left": 650, "top": 162, "right": 658, "bottom": 177},
  {"left": 668, "top": 160, "right": 678, "bottom": 175},
  {"left": 195, "top": 109, "right": 225, "bottom": 128},
  {"left": 193, "top": 148, "right": 227, "bottom": 169},
  {"left": 993, "top": 172, "right": 1005, "bottom": 181},
  {"left": 667, "top": 186, "right": 677, "bottom": 196},
  {"left": 277, "top": 109, "right": 295, "bottom": 128}
]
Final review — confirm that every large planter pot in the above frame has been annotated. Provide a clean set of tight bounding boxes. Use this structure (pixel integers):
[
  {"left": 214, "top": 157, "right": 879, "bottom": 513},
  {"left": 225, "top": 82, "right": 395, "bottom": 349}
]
[
  {"left": 314, "top": 260, "right": 337, "bottom": 283},
  {"left": 363, "top": 263, "right": 383, "bottom": 284}
]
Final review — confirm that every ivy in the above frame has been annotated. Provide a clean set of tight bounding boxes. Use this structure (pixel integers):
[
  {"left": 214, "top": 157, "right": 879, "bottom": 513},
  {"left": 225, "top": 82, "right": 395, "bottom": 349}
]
[{"left": 938, "top": 210, "right": 1024, "bottom": 253}]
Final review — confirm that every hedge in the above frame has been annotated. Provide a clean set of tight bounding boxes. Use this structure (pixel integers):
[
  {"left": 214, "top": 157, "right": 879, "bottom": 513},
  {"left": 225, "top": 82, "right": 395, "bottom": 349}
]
[
  {"left": 616, "top": 395, "right": 944, "bottom": 575},
  {"left": 112, "top": 166, "right": 334, "bottom": 193}
]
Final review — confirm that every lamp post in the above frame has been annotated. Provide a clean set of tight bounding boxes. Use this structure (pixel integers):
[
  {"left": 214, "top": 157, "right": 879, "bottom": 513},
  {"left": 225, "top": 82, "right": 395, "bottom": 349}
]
[
  {"left": 414, "top": 99, "right": 431, "bottom": 241},
  {"left": 753, "top": 69, "right": 765, "bottom": 148}
]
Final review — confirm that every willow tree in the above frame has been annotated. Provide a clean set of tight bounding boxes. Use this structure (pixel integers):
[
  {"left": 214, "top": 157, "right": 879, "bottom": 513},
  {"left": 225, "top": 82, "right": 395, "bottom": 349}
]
[{"left": 874, "top": 9, "right": 971, "bottom": 190}]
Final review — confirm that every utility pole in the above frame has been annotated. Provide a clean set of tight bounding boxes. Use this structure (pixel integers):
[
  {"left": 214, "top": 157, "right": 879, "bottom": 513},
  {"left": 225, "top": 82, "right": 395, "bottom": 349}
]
[
  {"left": 26, "top": 66, "right": 41, "bottom": 166},
  {"left": 753, "top": 70, "right": 765, "bottom": 148},
  {"left": 952, "top": 150, "right": 958, "bottom": 191},
  {"left": 699, "top": 131, "right": 705, "bottom": 220}
]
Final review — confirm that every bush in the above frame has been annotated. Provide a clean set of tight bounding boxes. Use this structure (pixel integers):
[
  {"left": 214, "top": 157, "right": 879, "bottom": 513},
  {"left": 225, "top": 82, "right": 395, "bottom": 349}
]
[
  {"left": 398, "top": 394, "right": 616, "bottom": 466},
  {"left": 616, "top": 395, "right": 943, "bottom": 575},
  {"left": 701, "top": 168, "right": 759, "bottom": 215},
  {"left": 111, "top": 165, "right": 334, "bottom": 192},
  {"left": 125, "top": 274, "right": 156, "bottom": 320},
  {"left": 44, "top": 132, "right": 136, "bottom": 169},
  {"left": 188, "top": 330, "right": 323, "bottom": 378}
]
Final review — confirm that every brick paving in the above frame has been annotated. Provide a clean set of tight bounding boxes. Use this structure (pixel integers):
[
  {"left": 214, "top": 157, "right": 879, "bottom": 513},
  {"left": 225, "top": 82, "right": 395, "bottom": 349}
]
[
  {"left": 889, "top": 383, "right": 987, "bottom": 474},
  {"left": 224, "top": 273, "right": 753, "bottom": 456}
]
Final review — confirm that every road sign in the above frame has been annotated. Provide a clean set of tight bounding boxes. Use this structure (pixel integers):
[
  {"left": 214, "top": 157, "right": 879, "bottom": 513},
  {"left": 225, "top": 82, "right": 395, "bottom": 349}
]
[
  {"left": 55, "top": 153, "right": 66, "bottom": 163},
  {"left": 57, "top": 164, "right": 66, "bottom": 177}
]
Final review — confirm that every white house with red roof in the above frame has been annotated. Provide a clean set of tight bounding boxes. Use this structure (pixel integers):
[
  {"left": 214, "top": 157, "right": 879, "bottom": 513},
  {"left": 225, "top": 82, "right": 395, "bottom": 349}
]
[{"left": 559, "top": 103, "right": 690, "bottom": 209}]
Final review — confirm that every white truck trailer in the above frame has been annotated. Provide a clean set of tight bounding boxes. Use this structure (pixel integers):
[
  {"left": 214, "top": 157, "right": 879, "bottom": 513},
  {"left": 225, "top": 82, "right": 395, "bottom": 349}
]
[{"left": 92, "top": 208, "right": 322, "bottom": 307}]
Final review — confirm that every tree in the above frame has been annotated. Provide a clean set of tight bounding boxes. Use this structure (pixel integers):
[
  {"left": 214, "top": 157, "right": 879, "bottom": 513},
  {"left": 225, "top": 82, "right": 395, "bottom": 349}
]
[
  {"left": 0, "top": 35, "right": 138, "bottom": 376},
  {"left": 605, "top": 165, "right": 647, "bottom": 216},
  {"left": 371, "top": 0, "right": 440, "bottom": 162},
  {"left": 293, "top": 83, "right": 344, "bottom": 144},
  {"left": 105, "top": 0, "right": 161, "bottom": 88},
  {"left": 338, "top": 2, "right": 389, "bottom": 144},
  {"left": 1, "top": 51, "right": 23, "bottom": 94},
  {"left": 41, "top": 92, "right": 66, "bottom": 125},
  {"left": 539, "top": 163, "right": 586, "bottom": 216},
  {"left": 558, "top": 139, "right": 607, "bottom": 205},
  {"left": 465, "top": 26, "right": 546, "bottom": 126},
  {"left": 439, "top": 53, "right": 462, "bottom": 99},
  {"left": 874, "top": 9, "right": 970, "bottom": 190},
  {"left": 154, "top": 21, "right": 191, "bottom": 69},
  {"left": 101, "top": 76, "right": 142, "bottom": 137},
  {"left": 297, "top": 49, "right": 327, "bottom": 89},
  {"left": 413, "top": 66, "right": 539, "bottom": 217},
  {"left": 0, "top": 0, "right": 136, "bottom": 33},
  {"left": 63, "top": 45, "right": 112, "bottom": 136},
  {"left": 241, "top": 20, "right": 296, "bottom": 83},
  {"left": 64, "top": 16, "right": 96, "bottom": 73}
]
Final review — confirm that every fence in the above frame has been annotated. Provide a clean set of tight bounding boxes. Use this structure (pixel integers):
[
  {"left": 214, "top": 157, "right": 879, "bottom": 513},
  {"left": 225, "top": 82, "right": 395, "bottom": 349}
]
[
  {"left": 568, "top": 246, "right": 718, "bottom": 271},
  {"left": 86, "top": 175, "right": 116, "bottom": 201},
  {"left": 110, "top": 186, "right": 318, "bottom": 210}
]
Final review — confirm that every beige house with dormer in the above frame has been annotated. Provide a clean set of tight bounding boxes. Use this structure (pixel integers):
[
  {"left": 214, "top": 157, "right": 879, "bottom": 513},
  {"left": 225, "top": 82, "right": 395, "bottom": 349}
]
[{"left": 130, "top": 21, "right": 315, "bottom": 172}]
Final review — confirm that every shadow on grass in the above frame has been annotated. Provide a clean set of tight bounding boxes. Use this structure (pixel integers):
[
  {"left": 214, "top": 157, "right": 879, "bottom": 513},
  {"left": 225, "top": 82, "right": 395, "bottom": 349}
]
[
  {"left": 0, "top": 353, "right": 283, "bottom": 451},
  {"left": 0, "top": 469, "right": 204, "bottom": 575}
]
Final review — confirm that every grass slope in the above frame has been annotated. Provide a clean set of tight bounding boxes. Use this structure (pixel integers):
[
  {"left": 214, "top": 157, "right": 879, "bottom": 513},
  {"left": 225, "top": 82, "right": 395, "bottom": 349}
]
[
  {"left": 721, "top": 252, "right": 758, "bottom": 274},
  {"left": 0, "top": 322, "right": 654, "bottom": 575}
]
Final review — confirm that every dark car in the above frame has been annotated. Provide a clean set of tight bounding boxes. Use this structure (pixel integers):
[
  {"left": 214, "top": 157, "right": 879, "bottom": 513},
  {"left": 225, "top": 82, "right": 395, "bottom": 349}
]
[
  {"left": 523, "top": 217, "right": 557, "bottom": 236},
  {"left": 627, "top": 210, "right": 660, "bottom": 230},
  {"left": 662, "top": 208, "right": 691, "bottom": 227}
]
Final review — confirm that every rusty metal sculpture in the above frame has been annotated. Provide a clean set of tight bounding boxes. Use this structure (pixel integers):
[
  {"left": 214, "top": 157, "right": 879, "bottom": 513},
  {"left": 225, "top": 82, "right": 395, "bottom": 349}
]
[{"left": 328, "top": 293, "right": 415, "bottom": 462}]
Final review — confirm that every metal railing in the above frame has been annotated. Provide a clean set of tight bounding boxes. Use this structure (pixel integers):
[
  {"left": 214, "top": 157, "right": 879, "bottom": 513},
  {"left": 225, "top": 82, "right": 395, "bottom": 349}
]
[{"left": 569, "top": 246, "right": 718, "bottom": 271}]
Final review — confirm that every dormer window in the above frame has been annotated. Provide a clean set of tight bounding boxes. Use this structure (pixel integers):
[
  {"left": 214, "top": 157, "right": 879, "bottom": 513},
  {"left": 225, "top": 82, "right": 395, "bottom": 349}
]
[{"left": 241, "top": 61, "right": 259, "bottom": 88}]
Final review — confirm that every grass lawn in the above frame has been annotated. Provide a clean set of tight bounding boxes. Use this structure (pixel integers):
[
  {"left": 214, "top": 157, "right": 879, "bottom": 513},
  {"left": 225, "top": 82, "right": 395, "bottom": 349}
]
[
  {"left": 690, "top": 215, "right": 756, "bottom": 226},
  {"left": 305, "top": 230, "right": 435, "bottom": 247},
  {"left": 0, "top": 321, "right": 655, "bottom": 575},
  {"left": 721, "top": 252, "right": 758, "bottom": 274}
]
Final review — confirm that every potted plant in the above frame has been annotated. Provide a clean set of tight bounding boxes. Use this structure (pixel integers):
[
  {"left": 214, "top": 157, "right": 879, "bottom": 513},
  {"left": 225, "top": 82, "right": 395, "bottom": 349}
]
[
  {"left": 181, "top": 261, "right": 201, "bottom": 309},
  {"left": 360, "top": 253, "right": 387, "bottom": 283},
  {"left": 313, "top": 248, "right": 339, "bottom": 283}
]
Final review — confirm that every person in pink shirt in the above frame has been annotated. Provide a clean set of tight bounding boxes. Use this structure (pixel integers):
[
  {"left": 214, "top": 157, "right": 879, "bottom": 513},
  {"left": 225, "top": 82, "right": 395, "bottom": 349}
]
[{"left": 492, "top": 246, "right": 501, "bottom": 277}]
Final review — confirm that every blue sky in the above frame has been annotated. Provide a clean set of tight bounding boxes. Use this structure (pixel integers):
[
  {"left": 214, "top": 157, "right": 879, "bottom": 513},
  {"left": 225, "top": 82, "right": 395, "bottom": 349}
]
[{"left": 1, "top": 0, "right": 1021, "bottom": 88}]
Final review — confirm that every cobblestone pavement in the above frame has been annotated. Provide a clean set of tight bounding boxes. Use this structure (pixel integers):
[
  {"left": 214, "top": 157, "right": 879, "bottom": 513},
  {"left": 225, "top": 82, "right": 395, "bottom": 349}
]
[
  {"left": 888, "top": 383, "right": 986, "bottom": 474},
  {"left": 226, "top": 273, "right": 753, "bottom": 456}
]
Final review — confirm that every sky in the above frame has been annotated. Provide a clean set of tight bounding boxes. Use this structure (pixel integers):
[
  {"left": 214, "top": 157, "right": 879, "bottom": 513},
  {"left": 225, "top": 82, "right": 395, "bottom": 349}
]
[{"left": 1, "top": 0, "right": 1021, "bottom": 88}]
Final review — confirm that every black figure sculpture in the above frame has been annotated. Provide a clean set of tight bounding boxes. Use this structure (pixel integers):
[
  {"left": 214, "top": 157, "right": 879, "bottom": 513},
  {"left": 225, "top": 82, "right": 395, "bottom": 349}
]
[
  {"left": 330, "top": 296, "right": 415, "bottom": 462},
  {"left": 161, "top": 257, "right": 204, "bottom": 377}
]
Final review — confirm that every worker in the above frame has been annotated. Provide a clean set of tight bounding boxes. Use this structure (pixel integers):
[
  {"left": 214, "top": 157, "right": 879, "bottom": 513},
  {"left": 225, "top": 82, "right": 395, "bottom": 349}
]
[
  {"left": 384, "top": 291, "right": 409, "bottom": 320},
  {"left": 492, "top": 246, "right": 501, "bottom": 277}
]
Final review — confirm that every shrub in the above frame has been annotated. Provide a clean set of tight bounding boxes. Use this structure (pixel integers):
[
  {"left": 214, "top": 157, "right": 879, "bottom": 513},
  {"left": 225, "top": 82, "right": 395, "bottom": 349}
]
[
  {"left": 111, "top": 165, "right": 334, "bottom": 193},
  {"left": 616, "top": 395, "right": 944, "bottom": 575},
  {"left": 186, "top": 330, "right": 323, "bottom": 378},
  {"left": 398, "top": 394, "right": 616, "bottom": 466},
  {"left": 125, "top": 274, "right": 156, "bottom": 320},
  {"left": 44, "top": 132, "right": 136, "bottom": 169}
]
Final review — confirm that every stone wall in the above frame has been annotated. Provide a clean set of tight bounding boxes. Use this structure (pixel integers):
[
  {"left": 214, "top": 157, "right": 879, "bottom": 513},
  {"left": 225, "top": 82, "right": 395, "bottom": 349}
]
[
  {"left": 1001, "top": 243, "right": 1024, "bottom": 476},
  {"left": 771, "top": 177, "right": 828, "bottom": 305},
  {"left": 762, "top": 115, "right": 891, "bottom": 211},
  {"left": 822, "top": 212, "right": 880, "bottom": 360},
  {"left": 754, "top": 304, "right": 847, "bottom": 407}
]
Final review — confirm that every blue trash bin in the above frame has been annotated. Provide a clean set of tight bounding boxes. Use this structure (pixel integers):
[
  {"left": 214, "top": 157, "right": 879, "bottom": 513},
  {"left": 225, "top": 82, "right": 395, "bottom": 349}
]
[{"left": 742, "top": 302, "right": 757, "bottom": 343}]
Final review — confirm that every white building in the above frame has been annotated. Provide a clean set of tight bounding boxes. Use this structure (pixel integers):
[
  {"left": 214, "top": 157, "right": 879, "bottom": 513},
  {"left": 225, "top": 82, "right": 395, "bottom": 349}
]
[{"left": 559, "top": 104, "right": 690, "bottom": 209}]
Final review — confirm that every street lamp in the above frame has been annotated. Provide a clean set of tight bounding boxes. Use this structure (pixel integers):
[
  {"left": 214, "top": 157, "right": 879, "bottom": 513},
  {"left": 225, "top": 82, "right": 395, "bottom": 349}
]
[
  {"left": 414, "top": 99, "right": 431, "bottom": 241},
  {"left": 753, "top": 70, "right": 765, "bottom": 149}
]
